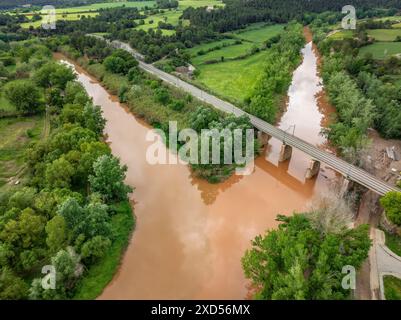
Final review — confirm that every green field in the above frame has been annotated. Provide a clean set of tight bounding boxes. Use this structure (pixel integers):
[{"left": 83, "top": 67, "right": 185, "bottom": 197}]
[
  {"left": 189, "top": 23, "right": 286, "bottom": 103},
  {"left": 328, "top": 29, "right": 354, "bottom": 40},
  {"left": 189, "top": 24, "right": 285, "bottom": 64},
  {"left": 384, "top": 276, "right": 401, "bottom": 300},
  {"left": 373, "top": 15, "right": 401, "bottom": 22},
  {"left": 19, "top": 0, "right": 223, "bottom": 31},
  {"left": 133, "top": 0, "right": 223, "bottom": 34},
  {"left": 19, "top": 1, "right": 156, "bottom": 28},
  {"left": 195, "top": 50, "right": 269, "bottom": 103},
  {"left": 21, "top": 12, "right": 99, "bottom": 28},
  {"left": 43, "top": 1, "right": 156, "bottom": 14},
  {"left": 0, "top": 116, "right": 44, "bottom": 190},
  {"left": 230, "top": 23, "right": 284, "bottom": 43},
  {"left": 134, "top": 9, "right": 183, "bottom": 34},
  {"left": 186, "top": 39, "right": 237, "bottom": 56},
  {"left": 359, "top": 42, "right": 401, "bottom": 59},
  {"left": 179, "top": 0, "right": 224, "bottom": 9},
  {"left": 191, "top": 42, "right": 255, "bottom": 64},
  {"left": 367, "top": 29, "right": 401, "bottom": 41}
]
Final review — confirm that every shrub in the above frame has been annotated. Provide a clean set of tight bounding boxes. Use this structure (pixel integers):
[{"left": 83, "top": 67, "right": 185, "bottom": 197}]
[{"left": 380, "top": 192, "right": 401, "bottom": 226}]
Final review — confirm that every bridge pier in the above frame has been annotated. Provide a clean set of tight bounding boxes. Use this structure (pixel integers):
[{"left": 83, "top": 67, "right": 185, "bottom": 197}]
[
  {"left": 305, "top": 160, "right": 321, "bottom": 179},
  {"left": 339, "top": 178, "right": 353, "bottom": 198},
  {"left": 256, "top": 131, "right": 270, "bottom": 148},
  {"left": 279, "top": 144, "right": 292, "bottom": 162}
]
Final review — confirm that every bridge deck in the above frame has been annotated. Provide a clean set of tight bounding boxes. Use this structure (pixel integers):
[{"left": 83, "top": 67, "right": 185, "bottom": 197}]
[{"left": 110, "top": 39, "right": 401, "bottom": 196}]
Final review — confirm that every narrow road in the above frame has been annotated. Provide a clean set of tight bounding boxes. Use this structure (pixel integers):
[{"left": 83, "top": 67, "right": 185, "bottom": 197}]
[
  {"left": 374, "top": 229, "right": 401, "bottom": 299},
  {"left": 105, "top": 38, "right": 400, "bottom": 196}
]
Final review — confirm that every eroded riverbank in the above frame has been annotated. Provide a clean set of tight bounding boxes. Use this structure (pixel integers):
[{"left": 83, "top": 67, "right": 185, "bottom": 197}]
[{"left": 55, "top": 31, "right": 337, "bottom": 298}]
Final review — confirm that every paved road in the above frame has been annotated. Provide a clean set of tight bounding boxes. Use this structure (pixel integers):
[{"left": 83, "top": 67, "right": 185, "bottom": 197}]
[
  {"left": 373, "top": 229, "right": 401, "bottom": 299},
  {"left": 107, "top": 38, "right": 400, "bottom": 196}
]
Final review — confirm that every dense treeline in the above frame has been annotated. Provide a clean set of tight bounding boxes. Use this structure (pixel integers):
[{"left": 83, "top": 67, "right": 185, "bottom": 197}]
[
  {"left": 0, "top": 0, "right": 117, "bottom": 10},
  {"left": 243, "top": 204, "right": 371, "bottom": 300},
  {"left": 0, "top": 40, "right": 133, "bottom": 299},
  {"left": 183, "top": 0, "right": 401, "bottom": 33},
  {"left": 245, "top": 22, "right": 305, "bottom": 123},
  {"left": 33, "top": 7, "right": 147, "bottom": 35},
  {"left": 156, "top": 0, "right": 178, "bottom": 9},
  {"left": 309, "top": 13, "right": 401, "bottom": 164}
]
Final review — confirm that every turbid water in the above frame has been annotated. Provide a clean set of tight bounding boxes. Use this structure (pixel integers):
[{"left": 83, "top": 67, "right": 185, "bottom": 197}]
[{"left": 55, "top": 31, "right": 337, "bottom": 299}]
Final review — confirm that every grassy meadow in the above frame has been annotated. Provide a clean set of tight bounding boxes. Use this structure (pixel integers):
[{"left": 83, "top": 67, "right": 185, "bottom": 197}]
[
  {"left": 133, "top": 0, "right": 223, "bottom": 34},
  {"left": 328, "top": 29, "right": 354, "bottom": 40},
  {"left": 359, "top": 42, "right": 401, "bottom": 59},
  {"left": 367, "top": 29, "right": 401, "bottom": 41},
  {"left": 134, "top": 9, "right": 183, "bottom": 34},
  {"left": 21, "top": 12, "right": 99, "bottom": 28},
  {"left": 191, "top": 42, "right": 255, "bottom": 64},
  {"left": 190, "top": 23, "right": 285, "bottom": 103},
  {"left": 230, "top": 23, "right": 284, "bottom": 43},
  {"left": 0, "top": 116, "right": 44, "bottom": 191},
  {"left": 17, "top": 0, "right": 224, "bottom": 32},
  {"left": 19, "top": 1, "right": 155, "bottom": 28},
  {"left": 384, "top": 276, "right": 401, "bottom": 300},
  {"left": 195, "top": 50, "right": 269, "bottom": 103}
]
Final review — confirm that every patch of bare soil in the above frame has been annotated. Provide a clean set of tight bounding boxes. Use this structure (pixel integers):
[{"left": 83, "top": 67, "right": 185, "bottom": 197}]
[{"left": 364, "top": 129, "right": 401, "bottom": 186}]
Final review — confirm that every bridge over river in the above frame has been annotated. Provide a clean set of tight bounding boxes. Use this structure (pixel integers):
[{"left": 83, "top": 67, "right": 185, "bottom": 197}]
[{"left": 108, "top": 39, "right": 401, "bottom": 196}]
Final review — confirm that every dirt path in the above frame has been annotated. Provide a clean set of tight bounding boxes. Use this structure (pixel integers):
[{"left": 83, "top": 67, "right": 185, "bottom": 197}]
[{"left": 355, "top": 190, "right": 381, "bottom": 300}]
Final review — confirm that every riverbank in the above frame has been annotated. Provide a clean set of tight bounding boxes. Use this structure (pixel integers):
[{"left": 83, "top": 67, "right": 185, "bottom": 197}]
[
  {"left": 55, "top": 40, "right": 336, "bottom": 298},
  {"left": 74, "top": 201, "right": 135, "bottom": 299}
]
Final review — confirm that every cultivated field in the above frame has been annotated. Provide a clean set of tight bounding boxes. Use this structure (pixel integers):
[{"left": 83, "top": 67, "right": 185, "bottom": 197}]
[
  {"left": 195, "top": 50, "right": 269, "bottom": 103},
  {"left": 328, "top": 29, "right": 354, "bottom": 40},
  {"left": 189, "top": 23, "right": 285, "bottom": 103},
  {"left": 359, "top": 41, "right": 401, "bottom": 59},
  {"left": 134, "top": 9, "right": 183, "bottom": 34},
  {"left": 229, "top": 23, "right": 284, "bottom": 43},
  {"left": 18, "top": 1, "right": 156, "bottom": 28},
  {"left": 191, "top": 42, "right": 255, "bottom": 65},
  {"left": 21, "top": 12, "right": 99, "bottom": 28},
  {"left": 367, "top": 29, "right": 401, "bottom": 41}
]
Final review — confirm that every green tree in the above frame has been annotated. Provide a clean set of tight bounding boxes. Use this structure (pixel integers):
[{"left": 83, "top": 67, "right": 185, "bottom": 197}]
[
  {"left": 64, "top": 81, "right": 91, "bottom": 105},
  {"left": 0, "top": 208, "right": 46, "bottom": 251},
  {"left": 189, "top": 106, "right": 219, "bottom": 132},
  {"left": 82, "top": 103, "right": 106, "bottom": 136},
  {"left": 45, "top": 215, "right": 67, "bottom": 254},
  {"left": 154, "top": 87, "right": 170, "bottom": 105},
  {"left": 58, "top": 198, "right": 85, "bottom": 234},
  {"left": 81, "top": 235, "right": 111, "bottom": 264},
  {"left": 3, "top": 79, "right": 41, "bottom": 113},
  {"left": 89, "top": 155, "right": 132, "bottom": 202},
  {"left": 103, "top": 56, "right": 126, "bottom": 74},
  {"left": 8, "top": 187, "right": 36, "bottom": 210},
  {"left": 33, "top": 62, "right": 75, "bottom": 90},
  {"left": 242, "top": 213, "right": 371, "bottom": 300},
  {"left": 380, "top": 192, "right": 401, "bottom": 226},
  {"left": 45, "top": 157, "right": 75, "bottom": 189},
  {"left": 0, "top": 267, "right": 28, "bottom": 300}
]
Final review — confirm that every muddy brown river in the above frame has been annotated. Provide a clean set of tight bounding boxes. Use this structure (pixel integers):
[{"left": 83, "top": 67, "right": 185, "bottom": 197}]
[{"left": 56, "top": 32, "right": 337, "bottom": 299}]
